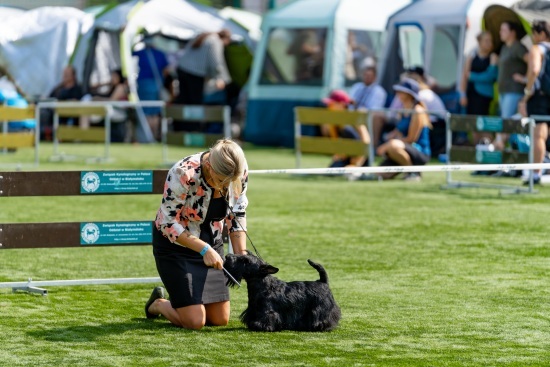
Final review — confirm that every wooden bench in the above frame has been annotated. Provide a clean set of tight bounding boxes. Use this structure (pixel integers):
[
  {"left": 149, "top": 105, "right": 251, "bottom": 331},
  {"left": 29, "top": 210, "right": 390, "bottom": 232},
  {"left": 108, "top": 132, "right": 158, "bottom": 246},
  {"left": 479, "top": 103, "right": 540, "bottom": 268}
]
[
  {"left": 164, "top": 104, "right": 231, "bottom": 147},
  {"left": 294, "top": 107, "right": 370, "bottom": 168},
  {"left": 0, "top": 106, "right": 38, "bottom": 166}
]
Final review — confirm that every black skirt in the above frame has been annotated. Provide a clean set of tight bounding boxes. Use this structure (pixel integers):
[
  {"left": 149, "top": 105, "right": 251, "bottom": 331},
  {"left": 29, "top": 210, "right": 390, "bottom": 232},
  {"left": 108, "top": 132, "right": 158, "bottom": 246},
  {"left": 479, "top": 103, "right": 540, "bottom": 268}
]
[{"left": 153, "top": 228, "right": 229, "bottom": 308}]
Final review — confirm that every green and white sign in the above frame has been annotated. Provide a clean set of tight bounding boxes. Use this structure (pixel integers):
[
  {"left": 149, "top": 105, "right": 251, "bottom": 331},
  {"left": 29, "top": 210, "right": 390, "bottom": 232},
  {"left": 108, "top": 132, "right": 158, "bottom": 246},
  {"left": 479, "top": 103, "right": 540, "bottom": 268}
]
[
  {"left": 81, "top": 171, "right": 153, "bottom": 194},
  {"left": 80, "top": 221, "right": 153, "bottom": 245},
  {"left": 476, "top": 116, "right": 503, "bottom": 132},
  {"left": 475, "top": 150, "right": 502, "bottom": 164}
]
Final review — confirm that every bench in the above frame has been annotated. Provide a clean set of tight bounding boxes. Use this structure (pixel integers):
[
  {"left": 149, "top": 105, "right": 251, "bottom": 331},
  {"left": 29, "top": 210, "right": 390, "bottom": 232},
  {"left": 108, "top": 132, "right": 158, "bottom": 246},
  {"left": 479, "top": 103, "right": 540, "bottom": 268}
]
[
  {"left": 294, "top": 107, "right": 370, "bottom": 168},
  {"left": 0, "top": 106, "right": 38, "bottom": 166}
]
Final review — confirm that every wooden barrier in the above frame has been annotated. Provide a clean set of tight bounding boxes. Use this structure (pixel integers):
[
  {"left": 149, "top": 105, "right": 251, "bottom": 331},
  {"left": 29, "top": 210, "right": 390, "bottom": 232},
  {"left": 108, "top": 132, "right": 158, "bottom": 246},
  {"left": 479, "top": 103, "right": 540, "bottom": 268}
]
[
  {"left": 294, "top": 107, "right": 369, "bottom": 168},
  {"left": 0, "top": 106, "right": 39, "bottom": 166},
  {"left": 163, "top": 105, "right": 230, "bottom": 152},
  {"left": 443, "top": 114, "right": 535, "bottom": 194},
  {"left": 56, "top": 106, "right": 108, "bottom": 143},
  {"left": 0, "top": 170, "right": 169, "bottom": 294}
]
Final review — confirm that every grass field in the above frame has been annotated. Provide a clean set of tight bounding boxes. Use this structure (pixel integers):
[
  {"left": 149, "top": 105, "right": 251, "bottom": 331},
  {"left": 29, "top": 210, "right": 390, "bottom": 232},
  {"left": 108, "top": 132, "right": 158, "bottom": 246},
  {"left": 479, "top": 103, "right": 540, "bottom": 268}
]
[{"left": 1, "top": 143, "right": 550, "bottom": 366}]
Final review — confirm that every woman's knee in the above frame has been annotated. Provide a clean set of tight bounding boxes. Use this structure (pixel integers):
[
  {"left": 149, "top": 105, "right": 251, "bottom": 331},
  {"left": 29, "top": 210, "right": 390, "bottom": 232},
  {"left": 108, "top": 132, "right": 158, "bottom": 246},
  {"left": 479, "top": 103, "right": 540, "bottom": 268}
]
[
  {"left": 181, "top": 318, "right": 206, "bottom": 330},
  {"left": 176, "top": 305, "right": 206, "bottom": 330}
]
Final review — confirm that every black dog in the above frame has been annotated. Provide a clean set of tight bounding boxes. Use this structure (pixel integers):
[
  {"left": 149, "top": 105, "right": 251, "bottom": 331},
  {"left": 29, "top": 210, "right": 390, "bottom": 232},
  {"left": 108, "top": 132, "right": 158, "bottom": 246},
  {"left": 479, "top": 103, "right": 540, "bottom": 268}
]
[{"left": 224, "top": 253, "right": 341, "bottom": 332}]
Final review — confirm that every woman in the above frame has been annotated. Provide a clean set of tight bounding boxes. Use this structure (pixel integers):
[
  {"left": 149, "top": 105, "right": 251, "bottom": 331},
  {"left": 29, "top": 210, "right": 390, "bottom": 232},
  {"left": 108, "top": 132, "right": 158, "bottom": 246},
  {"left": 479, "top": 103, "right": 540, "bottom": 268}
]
[
  {"left": 494, "top": 21, "right": 529, "bottom": 151},
  {"left": 87, "top": 69, "right": 129, "bottom": 142},
  {"left": 459, "top": 31, "right": 498, "bottom": 118},
  {"left": 364, "top": 78, "right": 431, "bottom": 181},
  {"left": 320, "top": 89, "right": 370, "bottom": 168},
  {"left": 519, "top": 20, "right": 550, "bottom": 184},
  {"left": 145, "top": 139, "right": 249, "bottom": 329},
  {"left": 176, "top": 29, "right": 232, "bottom": 105}
]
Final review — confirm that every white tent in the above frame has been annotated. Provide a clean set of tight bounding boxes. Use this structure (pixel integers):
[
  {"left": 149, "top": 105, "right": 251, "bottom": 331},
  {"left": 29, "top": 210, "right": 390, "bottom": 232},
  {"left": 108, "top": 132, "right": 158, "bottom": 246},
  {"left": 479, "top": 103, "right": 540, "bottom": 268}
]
[
  {"left": 0, "top": 6, "right": 24, "bottom": 22},
  {"left": 378, "top": 0, "right": 518, "bottom": 107},
  {"left": 0, "top": 7, "right": 93, "bottom": 99},
  {"left": 72, "top": 0, "right": 141, "bottom": 94},
  {"left": 244, "top": 0, "right": 411, "bottom": 147},
  {"left": 121, "top": 0, "right": 256, "bottom": 101}
]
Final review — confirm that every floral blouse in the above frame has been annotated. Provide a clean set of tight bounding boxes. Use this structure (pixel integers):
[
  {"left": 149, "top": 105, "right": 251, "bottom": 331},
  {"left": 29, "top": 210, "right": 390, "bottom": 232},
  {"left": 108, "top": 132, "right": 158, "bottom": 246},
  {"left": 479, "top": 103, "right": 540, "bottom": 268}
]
[{"left": 155, "top": 152, "right": 248, "bottom": 244}]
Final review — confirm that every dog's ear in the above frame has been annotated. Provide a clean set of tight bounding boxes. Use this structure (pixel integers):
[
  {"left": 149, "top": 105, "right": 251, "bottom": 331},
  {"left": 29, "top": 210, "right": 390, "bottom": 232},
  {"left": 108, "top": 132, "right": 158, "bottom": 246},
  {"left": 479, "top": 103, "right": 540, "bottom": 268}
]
[{"left": 260, "top": 264, "right": 279, "bottom": 275}]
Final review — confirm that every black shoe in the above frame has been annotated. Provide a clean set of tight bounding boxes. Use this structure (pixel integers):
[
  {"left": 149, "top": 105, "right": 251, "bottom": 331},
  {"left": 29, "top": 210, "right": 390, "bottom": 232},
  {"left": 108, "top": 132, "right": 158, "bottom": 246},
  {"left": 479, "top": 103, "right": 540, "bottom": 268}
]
[
  {"left": 145, "top": 286, "right": 165, "bottom": 319},
  {"left": 523, "top": 175, "right": 541, "bottom": 185}
]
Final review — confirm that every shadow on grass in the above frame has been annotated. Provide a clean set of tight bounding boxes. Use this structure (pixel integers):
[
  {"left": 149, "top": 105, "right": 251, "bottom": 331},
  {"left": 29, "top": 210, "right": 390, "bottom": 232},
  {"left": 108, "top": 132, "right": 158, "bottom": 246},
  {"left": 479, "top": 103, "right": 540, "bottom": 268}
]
[{"left": 27, "top": 318, "right": 245, "bottom": 342}]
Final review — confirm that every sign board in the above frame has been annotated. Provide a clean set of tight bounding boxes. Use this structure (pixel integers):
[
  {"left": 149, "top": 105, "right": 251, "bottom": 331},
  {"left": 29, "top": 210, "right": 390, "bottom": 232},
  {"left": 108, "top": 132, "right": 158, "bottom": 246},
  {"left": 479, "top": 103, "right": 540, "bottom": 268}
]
[
  {"left": 81, "top": 171, "right": 153, "bottom": 194},
  {"left": 80, "top": 221, "right": 153, "bottom": 245}
]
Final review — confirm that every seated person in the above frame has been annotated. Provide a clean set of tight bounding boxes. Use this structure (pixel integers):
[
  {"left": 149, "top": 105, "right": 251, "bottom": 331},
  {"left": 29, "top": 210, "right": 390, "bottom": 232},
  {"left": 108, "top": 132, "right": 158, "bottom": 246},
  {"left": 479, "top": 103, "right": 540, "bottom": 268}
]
[
  {"left": 82, "top": 69, "right": 129, "bottom": 142},
  {"left": 320, "top": 89, "right": 370, "bottom": 167},
  {"left": 361, "top": 79, "right": 431, "bottom": 181}
]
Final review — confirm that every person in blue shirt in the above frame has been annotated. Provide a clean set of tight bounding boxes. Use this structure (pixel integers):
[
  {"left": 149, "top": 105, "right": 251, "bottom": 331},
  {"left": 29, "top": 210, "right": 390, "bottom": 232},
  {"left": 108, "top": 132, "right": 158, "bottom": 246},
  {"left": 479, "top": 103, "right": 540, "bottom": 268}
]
[
  {"left": 132, "top": 38, "right": 169, "bottom": 141},
  {"left": 361, "top": 78, "right": 431, "bottom": 181}
]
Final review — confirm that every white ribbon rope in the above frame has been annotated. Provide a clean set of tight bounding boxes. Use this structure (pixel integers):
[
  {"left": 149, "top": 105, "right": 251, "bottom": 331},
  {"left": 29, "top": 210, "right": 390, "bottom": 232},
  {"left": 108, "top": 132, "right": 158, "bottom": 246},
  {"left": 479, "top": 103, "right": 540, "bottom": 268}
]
[{"left": 249, "top": 163, "right": 550, "bottom": 175}]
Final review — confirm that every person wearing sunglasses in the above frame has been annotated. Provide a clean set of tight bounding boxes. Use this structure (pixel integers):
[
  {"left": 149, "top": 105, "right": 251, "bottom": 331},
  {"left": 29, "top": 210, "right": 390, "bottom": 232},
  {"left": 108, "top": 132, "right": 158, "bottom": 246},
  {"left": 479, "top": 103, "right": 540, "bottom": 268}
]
[{"left": 145, "top": 139, "right": 248, "bottom": 329}]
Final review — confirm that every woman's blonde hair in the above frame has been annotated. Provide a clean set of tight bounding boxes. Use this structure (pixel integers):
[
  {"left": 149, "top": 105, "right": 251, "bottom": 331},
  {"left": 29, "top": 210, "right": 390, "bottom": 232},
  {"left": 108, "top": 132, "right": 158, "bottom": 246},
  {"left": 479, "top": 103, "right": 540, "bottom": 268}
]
[{"left": 209, "top": 139, "right": 247, "bottom": 197}]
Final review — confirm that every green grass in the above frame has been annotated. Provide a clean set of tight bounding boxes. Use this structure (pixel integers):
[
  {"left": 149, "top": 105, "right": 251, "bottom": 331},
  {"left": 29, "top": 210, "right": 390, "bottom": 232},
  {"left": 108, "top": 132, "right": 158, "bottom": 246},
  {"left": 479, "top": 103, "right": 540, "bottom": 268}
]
[{"left": 1, "top": 143, "right": 550, "bottom": 366}]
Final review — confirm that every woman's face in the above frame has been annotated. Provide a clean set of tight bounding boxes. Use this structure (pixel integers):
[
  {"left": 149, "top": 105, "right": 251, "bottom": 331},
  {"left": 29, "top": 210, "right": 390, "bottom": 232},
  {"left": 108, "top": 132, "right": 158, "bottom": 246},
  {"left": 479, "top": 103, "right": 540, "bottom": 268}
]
[
  {"left": 532, "top": 30, "right": 546, "bottom": 43},
  {"left": 499, "top": 23, "right": 513, "bottom": 42},
  {"left": 479, "top": 33, "right": 493, "bottom": 53},
  {"left": 207, "top": 159, "right": 230, "bottom": 191},
  {"left": 111, "top": 72, "right": 121, "bottom": 85},
  {"left": 327, "top": 101, "right": 347, "bottom": 111},
  {"left": 396, "top": 91, "right": 412, "bottom": 104}
]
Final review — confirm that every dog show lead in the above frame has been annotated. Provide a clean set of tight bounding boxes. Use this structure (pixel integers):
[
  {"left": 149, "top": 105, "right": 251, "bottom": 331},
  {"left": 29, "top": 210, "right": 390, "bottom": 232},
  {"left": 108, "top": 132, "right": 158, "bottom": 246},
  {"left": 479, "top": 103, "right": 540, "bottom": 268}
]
[{"left": 145, "top": 138, "right": 249, "bottom": 330}]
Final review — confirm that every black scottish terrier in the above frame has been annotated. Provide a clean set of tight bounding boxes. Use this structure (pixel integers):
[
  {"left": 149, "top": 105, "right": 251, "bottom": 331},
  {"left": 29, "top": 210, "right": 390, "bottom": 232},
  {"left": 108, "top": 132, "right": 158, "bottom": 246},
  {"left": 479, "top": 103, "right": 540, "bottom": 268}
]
[{"left": 224, "top": 253, "right": 341, "bottom": 332}]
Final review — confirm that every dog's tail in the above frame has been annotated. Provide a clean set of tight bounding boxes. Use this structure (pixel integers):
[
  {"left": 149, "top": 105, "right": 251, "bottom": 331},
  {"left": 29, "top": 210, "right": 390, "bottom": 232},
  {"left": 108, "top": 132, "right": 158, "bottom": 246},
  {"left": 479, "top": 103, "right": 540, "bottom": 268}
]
[{"left": 307, "top": 259, "right": 329, "bottom": 284}]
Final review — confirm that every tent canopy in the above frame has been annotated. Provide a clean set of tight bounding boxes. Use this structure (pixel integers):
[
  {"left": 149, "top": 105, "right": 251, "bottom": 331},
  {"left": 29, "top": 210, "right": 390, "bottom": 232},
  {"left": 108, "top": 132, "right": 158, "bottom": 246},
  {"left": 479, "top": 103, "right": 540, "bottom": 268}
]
[
  {"left": 244, "top": 0, "right": 411, "bottom": 147},
  {"left": 378, "top": 0, "right": 518, "bottom": 97},
  {"left": 0, "top": 7, "right": 93, "bottom": 98},
  {"left": 483, "top": 0, "right": 550, "bottom": 52}
]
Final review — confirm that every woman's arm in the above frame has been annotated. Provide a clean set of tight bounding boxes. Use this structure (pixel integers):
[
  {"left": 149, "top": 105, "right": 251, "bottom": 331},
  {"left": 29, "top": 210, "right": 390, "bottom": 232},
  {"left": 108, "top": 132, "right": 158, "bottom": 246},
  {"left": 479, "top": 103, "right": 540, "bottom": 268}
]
[
  {"left": 524, "top": 44, "right": 543, "bottom": 99},
  {"left": 229, "top": 221, "right": 247, "bottom": 254}
]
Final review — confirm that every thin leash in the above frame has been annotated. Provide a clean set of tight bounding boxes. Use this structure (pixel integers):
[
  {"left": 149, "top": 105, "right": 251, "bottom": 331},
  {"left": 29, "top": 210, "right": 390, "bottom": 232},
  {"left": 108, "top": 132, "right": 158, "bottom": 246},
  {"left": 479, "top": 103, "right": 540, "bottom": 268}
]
[{"left": 226, "top": 200, "right": 263, "bottom": 261}]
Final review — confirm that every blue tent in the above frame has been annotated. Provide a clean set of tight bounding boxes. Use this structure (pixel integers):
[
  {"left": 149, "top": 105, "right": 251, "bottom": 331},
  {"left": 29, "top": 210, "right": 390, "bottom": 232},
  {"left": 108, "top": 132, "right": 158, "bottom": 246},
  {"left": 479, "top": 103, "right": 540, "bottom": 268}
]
[{"left": 244, "top": 0, "right": 411, "bottom": 147}]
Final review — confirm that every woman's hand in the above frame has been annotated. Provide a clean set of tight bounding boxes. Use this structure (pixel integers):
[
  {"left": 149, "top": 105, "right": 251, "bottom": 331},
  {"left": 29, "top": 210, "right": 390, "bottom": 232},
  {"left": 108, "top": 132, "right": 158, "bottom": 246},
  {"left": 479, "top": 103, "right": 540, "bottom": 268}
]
[
  {"left": 203, "top": 247, "right": 223, "bottom": 270},
  {"left": 459, "top": 96, "right": 468, "bottom": 107},
  {"left": 490, "top": 53, "right": 499, "bottom": 65}
]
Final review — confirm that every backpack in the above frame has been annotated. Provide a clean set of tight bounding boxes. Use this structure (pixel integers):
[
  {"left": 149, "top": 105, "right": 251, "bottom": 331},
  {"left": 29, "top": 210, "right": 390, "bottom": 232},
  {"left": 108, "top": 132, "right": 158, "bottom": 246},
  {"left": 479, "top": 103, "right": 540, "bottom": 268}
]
[{"left": 538, "top": 42, "right": 550, "bottom": 95}]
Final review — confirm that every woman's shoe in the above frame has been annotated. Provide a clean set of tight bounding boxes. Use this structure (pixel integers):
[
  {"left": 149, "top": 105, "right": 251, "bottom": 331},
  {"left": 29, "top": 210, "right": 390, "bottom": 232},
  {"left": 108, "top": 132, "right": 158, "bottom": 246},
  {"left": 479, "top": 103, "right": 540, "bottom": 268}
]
[{"left": 145, "top": 286, "right": 166, "bottom": 319}]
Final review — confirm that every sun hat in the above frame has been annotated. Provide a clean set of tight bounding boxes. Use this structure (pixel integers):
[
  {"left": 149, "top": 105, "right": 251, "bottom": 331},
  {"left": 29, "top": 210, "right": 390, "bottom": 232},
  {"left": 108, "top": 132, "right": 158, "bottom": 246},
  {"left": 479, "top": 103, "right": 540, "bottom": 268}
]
[
  {"left": 322, "top": 89, "right": 353, "bottom": 105},
  {"left": 392, "top": 78, "right": 420, "bottom": 101}
]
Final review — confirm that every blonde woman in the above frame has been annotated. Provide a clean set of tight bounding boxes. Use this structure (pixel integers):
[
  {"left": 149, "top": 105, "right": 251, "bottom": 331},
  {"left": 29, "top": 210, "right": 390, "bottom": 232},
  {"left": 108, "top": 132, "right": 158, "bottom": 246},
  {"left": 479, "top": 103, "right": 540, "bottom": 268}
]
[{"left": 146, "top": 139, "right": 248, "bottom": 329}]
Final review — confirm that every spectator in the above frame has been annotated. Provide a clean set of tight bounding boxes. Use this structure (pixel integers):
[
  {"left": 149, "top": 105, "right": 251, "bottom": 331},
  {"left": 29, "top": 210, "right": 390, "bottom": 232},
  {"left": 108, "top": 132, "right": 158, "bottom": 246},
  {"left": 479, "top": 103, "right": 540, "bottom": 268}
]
[
  {"left": 133, "top": 37, "right": 169, "bottom": 141},
  {"left": 176, "top": 29, "right": 232, "bottom": 106},
  {"left": 405, "top": 66, "right": 447, "bottom": 156},
  {"left": 494, "top": 21, "right": 529, "bottom": 151},
  {"left": 287, "top": 29, "right": 324, "bottom": 82},
  {"left": 359, "top": 79, "right": 431, "bottom": 181},
  {"left": 459, "top": 31, "right": 498, "bottom": 117},
  {"left": 49, "top": 65, "right": 83, "bottom": 102},
  {"left": 39, "top": 65, "right": 83, "bottom": 138},
  {"left": 459, "top": 31, "right": 498, "bottom": 151},
  {"left": 84, "top": 69, "right": 129, "bottom": 142},
  {"left": 519, "top": 20, "right": 550, "bottom": 184},
  {"left": 320, "top": 89, "right": 370, "bottom": 168},
  {"left": 348, "top": 63, "right": 387, "bottom": 112}
]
